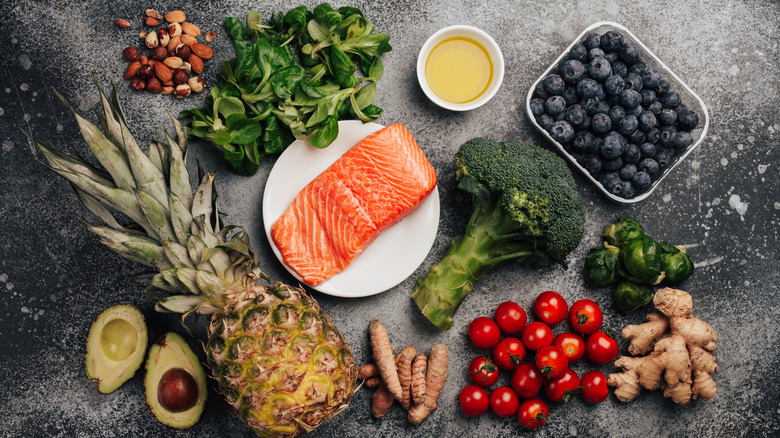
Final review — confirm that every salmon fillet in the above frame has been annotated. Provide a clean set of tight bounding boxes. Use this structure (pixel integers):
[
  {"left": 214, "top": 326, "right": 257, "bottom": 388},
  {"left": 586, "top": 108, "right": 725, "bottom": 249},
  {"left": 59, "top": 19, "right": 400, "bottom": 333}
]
[{"left": 271, "top": 124, "right": 437, "bottom": 286}]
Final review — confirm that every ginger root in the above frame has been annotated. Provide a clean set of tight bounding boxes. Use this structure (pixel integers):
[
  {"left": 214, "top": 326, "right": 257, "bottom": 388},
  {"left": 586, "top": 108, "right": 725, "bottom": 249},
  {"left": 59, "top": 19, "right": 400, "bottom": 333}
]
[{"left": 608, "top": 287, "right": 718, "bottom": 404}]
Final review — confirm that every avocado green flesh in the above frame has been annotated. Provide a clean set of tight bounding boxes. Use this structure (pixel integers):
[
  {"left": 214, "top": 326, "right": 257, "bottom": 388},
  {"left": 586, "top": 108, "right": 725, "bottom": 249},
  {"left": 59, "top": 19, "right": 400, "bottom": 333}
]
[
  {"left": 85, "top": 305, "right": 148, "bottom": 394},
  {"left": 144, "top": 332, "right": 207, "bottom": 429}
]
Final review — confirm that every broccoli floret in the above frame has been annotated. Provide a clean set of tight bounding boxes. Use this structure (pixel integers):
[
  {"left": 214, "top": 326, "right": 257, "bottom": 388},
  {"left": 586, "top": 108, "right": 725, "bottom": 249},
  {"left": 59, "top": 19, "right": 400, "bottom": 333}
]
[{"left": 412, "top": 138, "right": 585, "bottom": 329}]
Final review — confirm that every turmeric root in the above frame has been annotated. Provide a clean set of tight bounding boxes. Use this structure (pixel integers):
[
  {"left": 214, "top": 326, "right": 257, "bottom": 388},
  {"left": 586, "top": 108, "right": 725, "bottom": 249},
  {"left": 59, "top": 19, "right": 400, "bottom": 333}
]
[
  {"left": 369, "top": 319, "right": 403, "bottom": 402},
  {"left": 358, "top": 363, "right": 378, "bottom": 380},
  {"left": 408, "top": 343, "right": 448, "bottom": 424},
  {"left": 395, "top": 346, "right": 417, "bottom": 409},
  {"left": 365, "top": 377, "right": 381, "bottom": 388},
  {"left": 411, "top": 354, "right": 427, "bottom": 405},
  {"left": 608, "top": 287, "right": 718, "bottom": 404},
  {"left": 371, "top": 381, "right": 395, "bottom": 418}
]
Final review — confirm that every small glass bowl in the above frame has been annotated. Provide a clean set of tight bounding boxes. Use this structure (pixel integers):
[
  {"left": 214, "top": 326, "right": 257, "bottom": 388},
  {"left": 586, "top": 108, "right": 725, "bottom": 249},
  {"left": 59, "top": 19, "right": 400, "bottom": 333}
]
[
  {"left": 526, "top": 21, "right": 710, "bottom": 204},
  {"left": 417, "top": 25, "right": 504, "bottom": 111}
]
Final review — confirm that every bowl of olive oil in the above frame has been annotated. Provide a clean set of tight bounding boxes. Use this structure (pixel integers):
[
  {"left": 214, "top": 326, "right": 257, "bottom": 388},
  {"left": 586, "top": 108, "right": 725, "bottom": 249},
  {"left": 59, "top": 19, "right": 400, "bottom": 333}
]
[{"left": 417, "top": 25, "right": 504, "bottom": 111}]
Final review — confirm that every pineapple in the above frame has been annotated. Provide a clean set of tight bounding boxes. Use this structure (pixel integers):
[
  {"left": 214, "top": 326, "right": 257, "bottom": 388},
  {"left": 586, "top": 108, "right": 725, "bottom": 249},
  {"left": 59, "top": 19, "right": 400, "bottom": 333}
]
[{"left": 31, "top": 80, "right": 357, "bottom": 437}]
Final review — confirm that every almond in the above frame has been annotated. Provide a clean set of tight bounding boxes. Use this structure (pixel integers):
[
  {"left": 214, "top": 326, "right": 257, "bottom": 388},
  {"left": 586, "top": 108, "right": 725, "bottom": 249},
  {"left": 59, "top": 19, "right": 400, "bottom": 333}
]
[
  {"left": 116, "top": 19, "right": 131, "bottom": 28},
  {"left": 124, "top": 61, "right": 141, "bottom": 79},
  {"left": 165, "top": 10, "right": 186, "bottom": 24},
  {"left": 145, "top": 16, "right": 158, "bottom": 27},
  {"left": 190, "top": 43, "right": 213, "bottom": 60},
  {"left": 189, "top": 54, "right": 204, "bottom": 74},
  {"left": 162, "top": 80, "right": 174, "bottom": 87},
  {"left": 161, "top": 86, "right": 174, "bottom": 95},
  {"left": 145, "top": 9, "right": 162, "bottom": 20},
  {"left": 153, "top": 62, "right": 173, "bottom": 83},
  {"left": 168, "top": 36, "right": 181, "bottom": 55},
  {"left": 139, "top": 55, "right": 149, "bottom": 65},
  {"left": 180, "top": 22, "right": 201, "bottom": 37},
  {"left": 163, "top": 56, "right": 183, "bottom": 69},
  {"left": 180, "top": 34, "right": 198, "bottom": 46}
]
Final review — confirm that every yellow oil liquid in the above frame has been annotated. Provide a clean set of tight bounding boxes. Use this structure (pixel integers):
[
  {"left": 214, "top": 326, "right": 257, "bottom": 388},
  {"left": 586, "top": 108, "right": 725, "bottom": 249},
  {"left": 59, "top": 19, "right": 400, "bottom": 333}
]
[{"left": 425, "top": 37, "right": 493, "bottom": 104}]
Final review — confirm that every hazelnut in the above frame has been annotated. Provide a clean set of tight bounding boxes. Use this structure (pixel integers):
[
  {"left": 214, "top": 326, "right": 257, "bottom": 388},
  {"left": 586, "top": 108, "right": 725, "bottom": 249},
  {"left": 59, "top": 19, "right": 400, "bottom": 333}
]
[
  {"left": 188, "top": 76, "right": 205, "bottom": 93},
  {"left": 174, "top": 84, "right": 191, "bottom": 98},
  {"left": 145, "top": 16, "right": 159, "bottom": 27},
  {"left": 146, "top": 77, "right": 163, "bottom": 93},
  {"left": 204, "top": 31, "right": 217, "bottom": 43},
  {"left": 158, "top": 28, "right": 170, "bottom": 47},
  {"left": 137, "top": 64, "right": 154, "bottom": 80},
  {"left": 179, "top": 62, "right": 192, "bottom": 73},
  {"left": 138, "top": 29, "right": 148, "bottom": 39},
  {"left": 151, "top": 46, "right": 168, "bottom": 62},
  {"left": 122, "top": 46, "right": 139, "bottom": 62},
  {"left": 167, "top": 23, "right": 182, "bottom": 38},
  {"left": 145, "top": 31, "right": 159, "bottom": 49},
  {"left": 145, "top": 9, "right": 162, "bottom": 20},
  {"left": 174, "top": 44, "right": 191, "bottom": 60},
  {"left": 130, "top": 77, "right": 146, "bottom": 91},
  {"left": 163, "top": 56, "right": 184, "bottom": 70},
  {"left": 173, "top": 69, "right": 189, "bottom": 85}
]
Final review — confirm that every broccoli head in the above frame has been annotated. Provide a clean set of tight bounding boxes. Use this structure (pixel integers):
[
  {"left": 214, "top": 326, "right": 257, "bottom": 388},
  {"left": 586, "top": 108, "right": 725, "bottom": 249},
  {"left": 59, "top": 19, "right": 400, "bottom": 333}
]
[{"left": 412, "top": 138, "right": 585, "bottom": 329}]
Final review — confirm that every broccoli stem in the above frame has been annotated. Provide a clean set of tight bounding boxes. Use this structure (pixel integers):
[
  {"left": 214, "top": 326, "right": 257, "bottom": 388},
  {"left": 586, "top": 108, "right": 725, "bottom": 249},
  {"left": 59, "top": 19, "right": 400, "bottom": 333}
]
[{"left": 412, "top": 192, "right": 536, "bottom": 329}]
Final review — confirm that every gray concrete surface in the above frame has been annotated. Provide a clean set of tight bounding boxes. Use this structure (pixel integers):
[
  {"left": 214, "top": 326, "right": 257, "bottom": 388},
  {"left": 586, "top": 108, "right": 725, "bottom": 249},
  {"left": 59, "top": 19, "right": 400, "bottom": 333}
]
[{"left": 0, "top": 0, "right": 778, "bottom": 436}]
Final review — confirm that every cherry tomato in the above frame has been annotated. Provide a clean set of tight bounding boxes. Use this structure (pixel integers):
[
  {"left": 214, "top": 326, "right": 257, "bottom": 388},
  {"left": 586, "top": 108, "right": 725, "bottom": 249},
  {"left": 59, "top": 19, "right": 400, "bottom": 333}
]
[
  {"left": 468, "top": 317, "right": 501, "bottom": 350},
  {"left": 521, "top": 321, "right": 553, "bottom": 351},
  {"left": 535, "top": 345, "right": 569, "bottom": 379},
  {"left": 542, "top": 368, "right": 581, "bottom": 402},
  {"left": 494, "top": 301, "right": 527, "bottom": 335},
  {"left": 568, "top": 299, "right": 604, "bottom": 336},
  {"left": 489, "top": 386, "right": 520, "bottom": 417},
  {"left": 534, "top": 291, "right": 568, "bottom": 325},
  {"left": 518, "top": 398, "right": 549, "bottom": 429},
  {"left": 585, "top": 331, "right": 619, "bottom": 365},
  {"left": 460, "top": 384, "right": 490, "bottom": 417},
  {"left": 468, "top": 356, "right": 499, "bottom": 388},
  {"left": 580, "top": 370, "right": 609, "bottom": 403},
  {"left": 510, "top": 363, "right": 546, "bottom": 399},
  {"left": 492, "top": 337, "right": 526, "bottom": 370},
  {"left": 552, "top": 332, "right": 585, "bottom": 362}
]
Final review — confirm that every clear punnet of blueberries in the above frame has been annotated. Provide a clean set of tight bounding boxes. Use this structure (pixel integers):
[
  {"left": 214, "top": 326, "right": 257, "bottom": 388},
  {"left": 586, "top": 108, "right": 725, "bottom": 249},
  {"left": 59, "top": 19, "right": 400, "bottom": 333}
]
[{"left": 530, "top": 30, "right": 700, "bottom": 199}]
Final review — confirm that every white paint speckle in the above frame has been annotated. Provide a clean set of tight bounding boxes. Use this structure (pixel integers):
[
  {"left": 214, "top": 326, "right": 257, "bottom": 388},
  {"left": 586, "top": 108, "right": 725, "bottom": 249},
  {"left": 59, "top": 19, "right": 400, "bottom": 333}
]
[
  {"left": 0, "top": 107, "right": 4, "bottom": 116},
  {"left": 2, "top": 140, "right": 13, "bottom": 152},
  {"left": 23, "top": 114, "right": 31, "bottom": 122},
  {"left": 690, "top": 160, "right": 701, "bottom": 170},
  {"left": 730, "top": 151, "right": 738, "bottom": 159},
  {"left": 728, "top": 194, "right": 748, "bottom": 220},
  {"left": 663, "top": 194, "right": 672, "bottom": 203},
  {"left": 11, "top": 37, "right": 17, "bottom": 44},
  {"left": 0, "top": 273, "right": 7, "bottom": 282},
  {"left": 20, "top": 83, "right": 29, "bottom": 91},
  {"left": 21, "top": 306, "right": 30, "bottom": 314},
  {"left": 56, "top": 124, "right": 63, "bottom": 132},
  {"left": 737, "top": 143, "right": 744, "bottom": 150},
  {"left": 5, "top": 282, "right": 13, "bottom": 291},
  {"left": 4, "top": 88, "right": 9, "bottom": 93},
  {"left": 774, "top": 202, "right": 780, "bottom": 210},
  {"left": 712, "top": 197, "right": 721, "bottom": 206},
  {"left": 721, "top": 158, "right": 728, "bottom": 166},
  {"left": 18, "top": 54, "right": 31, "bottom": 70},
  {"left": 728, "top": 65, "right": 739, "bottom": 76},
  {"left": 758, "top": 164, "right": 769, "bottom": 174}
]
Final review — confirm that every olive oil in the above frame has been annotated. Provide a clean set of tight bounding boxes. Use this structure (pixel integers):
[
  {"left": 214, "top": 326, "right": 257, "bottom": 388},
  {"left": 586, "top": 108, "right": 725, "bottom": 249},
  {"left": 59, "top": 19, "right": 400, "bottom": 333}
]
[{"left": 425, "top": 37, "right": 493, "bottom": 104}]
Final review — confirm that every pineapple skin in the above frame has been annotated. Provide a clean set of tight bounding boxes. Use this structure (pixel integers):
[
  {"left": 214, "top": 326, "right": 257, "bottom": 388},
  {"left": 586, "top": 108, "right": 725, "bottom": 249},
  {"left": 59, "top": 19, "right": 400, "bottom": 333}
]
[{"left": 207, "top": 282, "right": 357, "bottom": 438}]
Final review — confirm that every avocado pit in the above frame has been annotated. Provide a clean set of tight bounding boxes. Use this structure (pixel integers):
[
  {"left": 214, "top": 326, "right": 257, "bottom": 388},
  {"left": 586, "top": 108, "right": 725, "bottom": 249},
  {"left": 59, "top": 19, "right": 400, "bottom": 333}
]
[{"left": 158, "top": 368, "right": 198, "bottom": 413}]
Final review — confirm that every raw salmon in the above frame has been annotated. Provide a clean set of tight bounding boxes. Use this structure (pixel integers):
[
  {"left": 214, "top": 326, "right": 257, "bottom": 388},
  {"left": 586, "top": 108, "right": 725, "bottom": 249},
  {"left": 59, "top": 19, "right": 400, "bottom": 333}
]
[{"left": 271, "top": 124, "right": 437, "bottom": 286}]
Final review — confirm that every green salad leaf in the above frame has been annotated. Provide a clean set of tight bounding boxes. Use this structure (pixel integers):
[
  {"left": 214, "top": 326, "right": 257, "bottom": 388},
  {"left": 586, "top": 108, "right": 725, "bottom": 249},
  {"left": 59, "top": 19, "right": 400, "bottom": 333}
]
[{"left": 180, "top": 3, "right": 392, "bottom": 175}]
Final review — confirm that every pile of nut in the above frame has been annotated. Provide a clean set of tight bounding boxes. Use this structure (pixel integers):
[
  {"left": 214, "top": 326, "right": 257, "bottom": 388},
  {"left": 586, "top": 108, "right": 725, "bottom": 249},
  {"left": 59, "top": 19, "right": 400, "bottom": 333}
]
[{"left": 119, "top": 9, "right": 214, "bottom": 98}]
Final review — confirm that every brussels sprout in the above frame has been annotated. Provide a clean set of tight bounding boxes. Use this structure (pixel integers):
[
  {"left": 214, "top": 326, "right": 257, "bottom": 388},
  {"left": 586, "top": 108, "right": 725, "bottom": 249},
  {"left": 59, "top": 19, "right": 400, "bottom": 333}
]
[
  {"left": 584, "top": 243, "right": 620, "bottom": 287},
  {"left": 660, "top": 243, "right": 694, "bottom": 284},
  {"left": 603, "top": 216, "right": 644, "bottom": 248},
  {"left": 613, "top": 279, "right": 654, "bottom": 313},
  {"left": 620, "top": 235, "right": 665, "bottom": 285}
]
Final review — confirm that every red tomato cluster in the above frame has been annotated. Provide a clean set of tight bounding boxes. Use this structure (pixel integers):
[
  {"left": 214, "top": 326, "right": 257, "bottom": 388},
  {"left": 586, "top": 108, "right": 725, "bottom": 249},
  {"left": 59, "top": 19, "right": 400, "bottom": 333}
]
[{"left": 460, "top": 292, "right": 617, "bottom": 429}]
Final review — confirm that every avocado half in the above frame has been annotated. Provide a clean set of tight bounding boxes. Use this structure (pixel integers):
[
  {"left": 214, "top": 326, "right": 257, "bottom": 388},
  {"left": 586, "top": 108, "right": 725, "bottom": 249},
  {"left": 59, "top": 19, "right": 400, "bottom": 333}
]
[
  {"left": 85, "top": 305, "right": 148, "bottom": 394},
  {"left": 144, "top": 332, "right": 207, "bottom": 429}
]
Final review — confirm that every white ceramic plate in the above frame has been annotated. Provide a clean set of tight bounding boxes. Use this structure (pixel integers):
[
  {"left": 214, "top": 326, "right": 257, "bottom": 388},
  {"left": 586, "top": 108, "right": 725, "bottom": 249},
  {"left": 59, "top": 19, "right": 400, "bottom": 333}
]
[{"left": 262, "top": 120, "right": 440, "bottom": 298}]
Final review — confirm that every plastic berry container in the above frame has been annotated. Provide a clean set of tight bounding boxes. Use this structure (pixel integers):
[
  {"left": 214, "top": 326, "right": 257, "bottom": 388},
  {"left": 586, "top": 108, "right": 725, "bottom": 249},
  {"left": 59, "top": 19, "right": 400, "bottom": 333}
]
[{"left": 526, "top": 21, "right": 710, "bottom": 204}]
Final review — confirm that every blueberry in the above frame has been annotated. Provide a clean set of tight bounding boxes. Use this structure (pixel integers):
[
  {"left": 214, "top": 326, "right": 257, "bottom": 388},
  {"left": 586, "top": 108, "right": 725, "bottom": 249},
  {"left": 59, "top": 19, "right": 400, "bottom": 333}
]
[
  {"left": 588, "top": 48, "right": 606, "bottom": 61},
  {"left": 676, "top": 103, "right": 689, "bottom": 114},
  {"left": 619, "top": 89, "right": 642, "bottom": 109},
  {"left": 600, "top": 172, "right": 623, "bottom": 194},
  {"left": 611, "top": 61, "right": 628, "bottom": 77},
  {"left": 560, "top": 59, "right": 586, "bottom": 84},
  {"left": 576, "top": 78, "right": 601, "bottom": 99},
  {"left": 618, "top": 115, "right": 639, "bottom": 136},
  {"left": 543, "top": 74, "right": 566, "bottom": 96},
  {"left": 641, "top": 68, "right": 661, "bottom": 89},
  {"left": 581, "top": 97, "right": 601, "bottom": 115},
  {"left": 549, "top": 120, "right": 575, "bottom": 143},
  {"left": 568, "top": 151, "right": 584, "bottom": 162},
  {"left": 568, "top": 43, "right": 589, "bottom": 63},
  {"left": 626, "top": 105, "right": 644, "bottom": 117},
  {"left": 624, "top": 72, "right": 643, "bottom": 92},
  {"left": 537, "top": 113, "right": 555, "bottom": 131},
  {"left": 591, "top": 112, "right": 613, "bottom": 135},
  {"left": 631, "top": 171, "right": 652, "bottom": 189},
  {"left": 655, "top": 149, "right": 674, "bottom": 167},
  {"left": 601, "top": 131, "right": 626, "bottom": 159},
  {"left": 530, "top": 98, "right": 546, "bottom": 116},
  {"left": 623, "top": 143, "right": 641, "bottom": 164},
  {"left": 608, "top": 105, "right": 626, "bottom": 125},
  {"left": 654, "top": 79, "right": 671, "bottom": 95},
  {"left": 646, "top": 101, "right": 663, "bottom": 115},
  {"left": 620, "top": 163, "right": 638, "bottom": 180},
  {"left": 580, "top": 153, "right": 602, "bottom": 175},
  {"left": 660, "top": 91, "right": 681, "bottom": 108},
  {"left": 554, "top": 111, "right": 566, "bottom": 121},
  {"left": 583, "top": 33, "right": 601, "bottom": 50},
  {"left": 604, "top": 51, "right": 618, "bottom": 64},
  {"left": 544, "top": 95, "right": 567, "bottom": 115},
  {"left": 595, "top": 100, "right": 611, "bottom": 115},
  {"left": 638, "top": 111, "right": 657, "bottom": 132},
  {"left": 629, "top": 61, "right": 647, "bottom": 74},
  {"left": 562, "top": 86, "right": 579, "bottom": 106},
  {"left": 676, "top": 111, "right": 699, "bottom": 131},
  {"left": 600, "top": 31, "right": 624, "bottom": 51},
  {"left": 658, "top": 125, "right": 678, "bottom": 148},
  {"left": 534, "top": 82, "right": 549, "bottom": 100},
  {"left": 639, "top": 158, "right": 659, "bottom": 175},
  {"left": 572, "top": 131, "right": 596, "bottom": 154},
  {"left": 606, "top": 94, "right": 621, "bottom": 107},
  {"left": 640, "top": 142, "right": 657, "bottom": 158},
  {"left": 620, "top": 181, "right": 636, "bottom": 198},
  {"left": 604, "top": 75, "right": 626, "bottom": 95},
  {"left": 619, "top": 43, "right": 642, "bottom": 64},
  {"left": 565, "top": 104, "right": 588, "bottom": 129},
  {"left": 628, "top": 129, "right": 646, "bottom": 146},
  {"left": 578, "top": 116, "right": 592, "bottom": 131},
  {"left": 603, "top": 156, "right": 624, "bottom": 171},
  {"left": 674, "top": 131, "right": 692, "bottom": 149},
  {"left": 647, "top": 127, "right": 661, "bottom": 144},
  {"left": 658, "top": 108, "right": 677, "bottom": 125},
  {"left": 640, "top": 89, "right": 657, "bottom": 106}
]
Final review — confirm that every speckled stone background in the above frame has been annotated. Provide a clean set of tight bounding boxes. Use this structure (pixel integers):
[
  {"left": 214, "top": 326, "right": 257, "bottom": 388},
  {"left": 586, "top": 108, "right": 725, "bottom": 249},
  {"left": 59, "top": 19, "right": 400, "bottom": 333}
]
[{"left": 0, "top": 0, "right": 777, "bottom": 437}]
